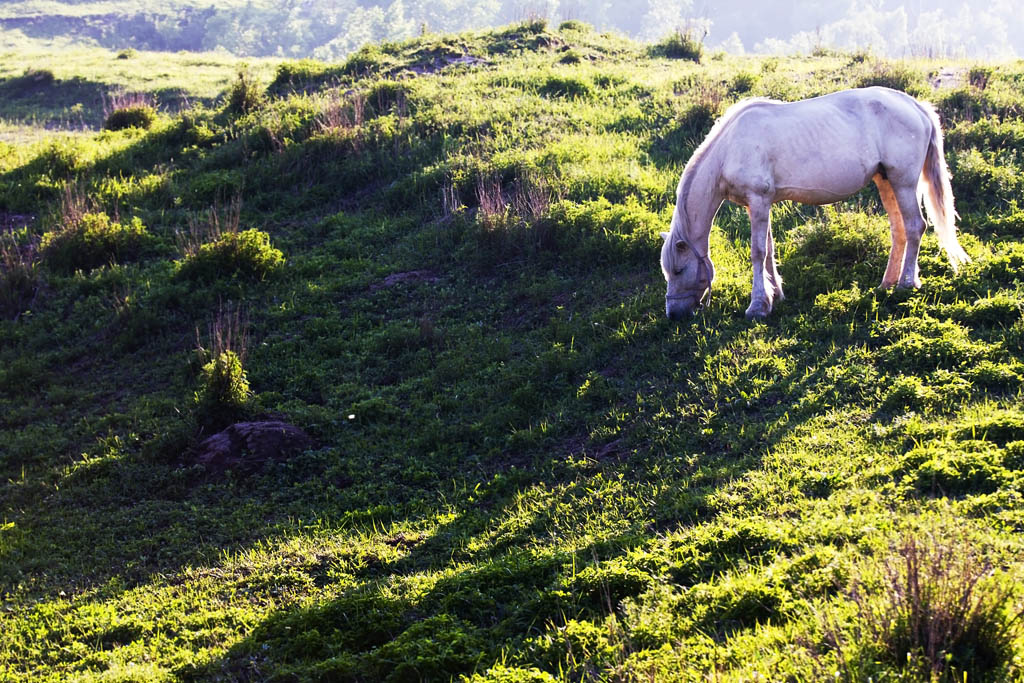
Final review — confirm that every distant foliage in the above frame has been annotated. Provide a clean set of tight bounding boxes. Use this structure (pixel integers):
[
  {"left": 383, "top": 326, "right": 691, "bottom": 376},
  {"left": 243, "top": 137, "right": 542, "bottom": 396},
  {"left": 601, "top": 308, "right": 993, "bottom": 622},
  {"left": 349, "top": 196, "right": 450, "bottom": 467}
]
[
  {"left": 40, "top": 212, "right": 154, "bottom": 274},
  {"left": 104, "top": 105, "right": 157, "bottom": 131}
]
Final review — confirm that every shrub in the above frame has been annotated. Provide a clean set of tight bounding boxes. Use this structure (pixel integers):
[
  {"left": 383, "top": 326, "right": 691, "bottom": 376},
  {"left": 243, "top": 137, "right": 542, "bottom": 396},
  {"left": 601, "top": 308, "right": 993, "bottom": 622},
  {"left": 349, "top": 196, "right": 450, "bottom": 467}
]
[
  {"left": 675, "top": 98, "right": 720, "bottom": 141},
  {"left": 558, "top": 49, "right": 583, "bottom": 65},
  {"left": 194, "top": 304, "right": 251, "bottom": 431},
  {"left": 342, "top": 44, "right": 396, "bottom": 77},
  {"left": 177, "top": 228, "right": 284, "bottom": 281},
  {"left": 196, "top": 350, "right": 251, "bottom": 431},
  {"left": 650, "top": 29, "right": 704, "bottom": 61},
  {"left": 225, "top": 66, "right": 266, "bottom": 115},
  {"left": 116, "top": 48, "right": 137, "bottom": 60},
  {"left": 838, "top": 529, "right": 1024, "bottom": 680},
  {"left": 968, "top": 65, "right": 993, "bottom": 90},
  {"left": 730, "top": 71, "right": 758, "bottom": 94},
  {"left": 40, "top": 212, "right": 154, "bottom": 274},
  {"left": 949, "top": 148, "right": 1023, "bottom": 210},
  {"left": 103, "top": 105, "right": 156, "bottom": 131},
  {"left": 19, "top": 67, "right": 54, "bottom": 87}
]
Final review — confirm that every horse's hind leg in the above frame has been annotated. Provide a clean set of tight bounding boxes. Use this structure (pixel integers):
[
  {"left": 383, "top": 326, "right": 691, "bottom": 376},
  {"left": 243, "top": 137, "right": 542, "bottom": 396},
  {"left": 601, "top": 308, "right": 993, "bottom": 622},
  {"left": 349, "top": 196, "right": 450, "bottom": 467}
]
[
  {"left": 874, "top": 174, "right": 906, "bottom": 288},
  {"left": 891, "top": 182, "right": 926, "bottom": 289}
]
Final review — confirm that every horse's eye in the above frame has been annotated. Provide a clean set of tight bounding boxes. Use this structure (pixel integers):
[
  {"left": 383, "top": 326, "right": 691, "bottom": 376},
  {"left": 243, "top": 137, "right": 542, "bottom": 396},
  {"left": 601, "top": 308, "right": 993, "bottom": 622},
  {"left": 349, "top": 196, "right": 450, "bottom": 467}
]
[
  {"left": 673, "top": 269, "right": 683, "bottom": 276},
  {"left": 675, "top": 240, "right": 688, "bottom": 253}
]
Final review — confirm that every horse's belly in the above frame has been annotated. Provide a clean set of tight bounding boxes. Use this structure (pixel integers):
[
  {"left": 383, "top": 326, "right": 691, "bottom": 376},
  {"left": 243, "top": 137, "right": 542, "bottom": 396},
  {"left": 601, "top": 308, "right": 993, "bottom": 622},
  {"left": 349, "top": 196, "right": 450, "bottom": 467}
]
[
  {"left": 772, "top": 163, "right": 875, "bottom": 205},
  {"left": 774, "top": 182, "right": 866, "bottom": 205}
]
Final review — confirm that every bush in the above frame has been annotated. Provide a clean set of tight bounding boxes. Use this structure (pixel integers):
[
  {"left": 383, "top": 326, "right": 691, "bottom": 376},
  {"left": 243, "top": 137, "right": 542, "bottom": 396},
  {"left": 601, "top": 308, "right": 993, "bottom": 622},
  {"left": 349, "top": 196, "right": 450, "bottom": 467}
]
[
  {"left": 40, "top": 212, "right": 154, "bottom": 274},
  {"left": 195, "top": 350, "right": 251, "bottom": 431},
  {"left": 177, "top": 228, "right": 284, "bottom": 281},
  {"left": 225, "top": 67, "right": 266, "bottom": 115},
  {"left": 342, "top": 45, "right": 396, "bottom": 77},
  {"left": 650, "top": 29, "right": 704, "bottom": 61},
  {"left": 949, "top": 148, "right": 1023, "bottom": 210},
  {"left": 730, "top": 71, "right": 758, "bottom": 94},
  {"left": 103, "top": 105, "right": 156, "bottom": 131}
]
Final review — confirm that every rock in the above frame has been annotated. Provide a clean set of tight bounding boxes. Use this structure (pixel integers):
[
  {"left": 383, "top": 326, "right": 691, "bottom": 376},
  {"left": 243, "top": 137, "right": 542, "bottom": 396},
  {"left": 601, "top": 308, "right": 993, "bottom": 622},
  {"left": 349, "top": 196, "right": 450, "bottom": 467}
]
[{"left": 194, "top": 420, "right": 313, "bottom": 472}]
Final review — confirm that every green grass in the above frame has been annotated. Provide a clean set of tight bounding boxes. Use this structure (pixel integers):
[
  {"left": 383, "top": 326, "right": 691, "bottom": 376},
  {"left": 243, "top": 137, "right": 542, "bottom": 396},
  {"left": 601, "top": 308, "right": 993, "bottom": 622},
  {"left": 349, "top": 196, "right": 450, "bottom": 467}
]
[{"left": 2, "top": 23, "right": 1024, "bottom": 681}]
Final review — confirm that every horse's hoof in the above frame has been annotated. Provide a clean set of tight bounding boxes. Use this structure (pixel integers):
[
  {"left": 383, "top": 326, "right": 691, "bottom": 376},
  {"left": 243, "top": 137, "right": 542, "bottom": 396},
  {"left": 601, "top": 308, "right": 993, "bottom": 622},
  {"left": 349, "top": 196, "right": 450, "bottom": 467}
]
[{"left": 745, "top": 304, "right": 771, "bottom": 320}]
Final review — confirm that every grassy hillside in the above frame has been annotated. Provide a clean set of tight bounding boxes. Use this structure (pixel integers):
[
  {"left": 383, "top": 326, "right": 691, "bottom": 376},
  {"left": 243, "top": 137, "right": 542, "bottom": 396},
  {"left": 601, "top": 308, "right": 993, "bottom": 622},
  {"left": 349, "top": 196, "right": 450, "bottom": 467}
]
[{"left": 2, "top": 21, "right": 1024, "bottom": 681}]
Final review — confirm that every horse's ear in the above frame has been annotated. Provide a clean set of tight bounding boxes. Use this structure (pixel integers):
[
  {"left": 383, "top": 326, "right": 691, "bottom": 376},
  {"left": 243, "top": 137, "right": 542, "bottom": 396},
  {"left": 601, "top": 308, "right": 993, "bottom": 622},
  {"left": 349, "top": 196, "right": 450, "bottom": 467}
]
[{"left": 660, "top": 232, "right": 670, "bottom": 241}]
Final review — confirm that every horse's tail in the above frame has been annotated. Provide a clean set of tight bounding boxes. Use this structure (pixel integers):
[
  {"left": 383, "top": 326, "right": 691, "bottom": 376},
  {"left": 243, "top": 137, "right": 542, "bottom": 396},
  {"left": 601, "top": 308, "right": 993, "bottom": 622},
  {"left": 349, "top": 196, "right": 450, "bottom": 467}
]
[{"left": 917, "top": 100, "right": 970, "bottom": 270}]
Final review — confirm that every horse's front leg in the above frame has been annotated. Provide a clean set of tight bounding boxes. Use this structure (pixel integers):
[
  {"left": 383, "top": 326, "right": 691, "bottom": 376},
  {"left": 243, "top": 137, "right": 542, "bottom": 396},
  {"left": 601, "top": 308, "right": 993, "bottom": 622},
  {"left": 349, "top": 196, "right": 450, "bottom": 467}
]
[{"left": 746, "top": 199, "right": 775, "bottom": 320}]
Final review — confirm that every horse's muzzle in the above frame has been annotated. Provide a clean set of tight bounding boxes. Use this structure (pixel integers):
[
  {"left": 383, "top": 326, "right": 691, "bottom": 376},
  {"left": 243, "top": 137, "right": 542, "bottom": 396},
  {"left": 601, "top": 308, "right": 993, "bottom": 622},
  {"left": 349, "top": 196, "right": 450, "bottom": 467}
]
[{"left": 665, "top": 287, "right": 710, "bottom": 320}]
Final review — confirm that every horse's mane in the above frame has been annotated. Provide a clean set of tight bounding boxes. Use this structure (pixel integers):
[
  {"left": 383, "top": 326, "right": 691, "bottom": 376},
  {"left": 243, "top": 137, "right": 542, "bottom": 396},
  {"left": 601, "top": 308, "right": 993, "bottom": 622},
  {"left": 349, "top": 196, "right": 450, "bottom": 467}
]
[{"left": 673, "top": 97, "right": 779, "bottom": 241}]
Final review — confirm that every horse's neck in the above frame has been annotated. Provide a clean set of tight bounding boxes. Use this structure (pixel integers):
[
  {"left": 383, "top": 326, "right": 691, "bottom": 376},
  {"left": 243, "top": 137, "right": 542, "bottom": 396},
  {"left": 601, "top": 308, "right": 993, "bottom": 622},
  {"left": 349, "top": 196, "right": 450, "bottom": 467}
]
[{"left": 677, "top": 156, "right": 724, "bottom": 252}]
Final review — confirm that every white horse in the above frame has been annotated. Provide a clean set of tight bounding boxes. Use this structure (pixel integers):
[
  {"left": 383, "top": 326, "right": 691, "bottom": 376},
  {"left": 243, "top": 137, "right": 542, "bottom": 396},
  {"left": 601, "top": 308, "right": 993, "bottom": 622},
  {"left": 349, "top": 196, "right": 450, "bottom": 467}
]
[{"left": 660, "top": 86, "right": 969, "bottom": 320}]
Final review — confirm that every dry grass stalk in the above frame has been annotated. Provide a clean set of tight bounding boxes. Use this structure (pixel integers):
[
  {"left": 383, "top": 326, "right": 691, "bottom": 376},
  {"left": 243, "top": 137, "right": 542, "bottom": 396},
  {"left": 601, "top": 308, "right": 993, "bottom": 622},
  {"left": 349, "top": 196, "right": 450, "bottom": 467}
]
[
  {"left": 197, "top": 300, "right": 250, "bottom": 364},
  {"left": 176, "top": 195, "right": 242, "bottom": 259},
  {"left": 316, "top": 90, "right": 366, "bottom": 133}
]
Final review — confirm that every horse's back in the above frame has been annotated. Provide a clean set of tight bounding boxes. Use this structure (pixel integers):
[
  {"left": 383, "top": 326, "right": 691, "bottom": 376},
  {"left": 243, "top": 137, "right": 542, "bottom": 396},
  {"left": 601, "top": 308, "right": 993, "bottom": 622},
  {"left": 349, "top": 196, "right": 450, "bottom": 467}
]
[{"left": 718, "top": 87, "right": 932, "bottom": 205}]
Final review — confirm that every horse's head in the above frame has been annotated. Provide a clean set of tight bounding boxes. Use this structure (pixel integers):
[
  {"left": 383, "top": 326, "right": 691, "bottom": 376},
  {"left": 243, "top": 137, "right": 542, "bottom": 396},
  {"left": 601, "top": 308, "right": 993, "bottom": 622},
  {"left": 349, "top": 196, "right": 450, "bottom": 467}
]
[{"left": 661, "top": 231, "right": 713, "bottom": 320}]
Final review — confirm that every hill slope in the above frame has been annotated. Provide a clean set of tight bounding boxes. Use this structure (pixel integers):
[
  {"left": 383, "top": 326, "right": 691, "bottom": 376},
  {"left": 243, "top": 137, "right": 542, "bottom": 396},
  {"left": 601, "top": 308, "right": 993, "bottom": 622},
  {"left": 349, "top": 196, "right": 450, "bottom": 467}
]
[{"left": 2, "top": 22, "right": 1024, "bottom": 681}]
